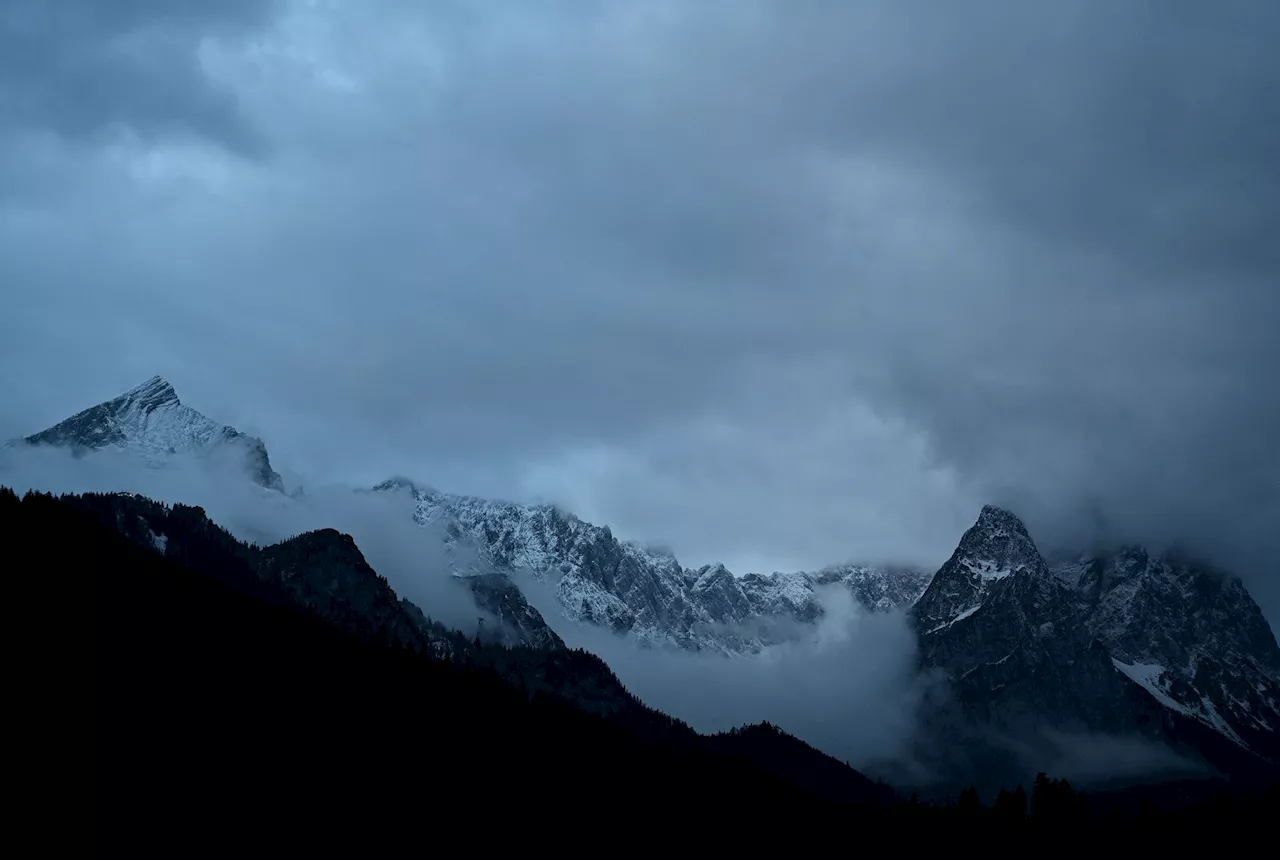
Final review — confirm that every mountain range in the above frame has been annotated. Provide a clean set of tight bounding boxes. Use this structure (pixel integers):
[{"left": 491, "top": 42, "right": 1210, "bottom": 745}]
[
  {"left": 15, "top": 485, "right": 911, "bottom": 850},
  {"left": 371, "top": 474, "right": 932, "bottom": 654},
  {"left": 7, "top": 376, "right": 1279, "bottom": 790}
]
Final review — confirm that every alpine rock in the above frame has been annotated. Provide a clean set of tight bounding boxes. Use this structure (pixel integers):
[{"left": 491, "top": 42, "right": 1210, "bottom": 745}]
[
  {"left": 16, "top": 376, "right": 285, "bottom": 492},
  {"left": 373, "top": 477, "right": 930, "bottom": 654}
]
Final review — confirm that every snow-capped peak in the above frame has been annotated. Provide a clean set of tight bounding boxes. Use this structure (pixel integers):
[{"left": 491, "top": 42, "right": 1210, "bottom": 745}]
[
  {"left": 953, "top": 504, "right": 1047, "bottom": 579},
  {"left": 371, "top": 475, "right": 442, "bottom": 496},
  {"left": 121, "top": 375, "right": 181, "bottom": 411},
  {"left": 18, "top": 376, "right": 285, "bottom": 492},
  {"left": 915, "top": 509, "right": 1280, "bottom": 763},
  {"left": 912, "top": 504, "right": 1050, "bottom": 635},
  {"left": 974, "top": 503, "right": 1031, "bottom": 536}
]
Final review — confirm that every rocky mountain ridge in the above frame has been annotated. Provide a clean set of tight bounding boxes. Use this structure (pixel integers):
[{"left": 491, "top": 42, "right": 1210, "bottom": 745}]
[
  {"left": 1060, "top": 548, "right": 1280, "bottom": 754},
  {"left": 913, "top": 505, "right": 1280, "bottom": 773},
  {"left": 8, "top": 378, "right": 928, "bottom": 655},
  {"left": 10, "top": 485, "right": 898, "bottom": 815},
  {"left": 374, "top": 476, "right": 930, "bottom": 654}
]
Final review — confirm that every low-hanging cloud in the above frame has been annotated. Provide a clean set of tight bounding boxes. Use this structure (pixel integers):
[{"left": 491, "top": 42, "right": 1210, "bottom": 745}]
[
  {"left": 1014, "top": 730, "right": 1210, "bottom": 788},
  {"left": 0, "top": 444, "right": 484, "bottom": 633},
  {"left": 0, "top": 0, "right": 270, "bottom": 154},
  {"left": 520, "top": 574, "right": 938, "bottom": 773},
  {"left": 3, "top": 443, "right": 939, "bottom": 773}
]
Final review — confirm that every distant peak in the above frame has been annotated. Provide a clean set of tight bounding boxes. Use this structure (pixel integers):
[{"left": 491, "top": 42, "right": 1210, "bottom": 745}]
[
  {"left": 949, "top": 503, "right": 1048, "bottom": 579},
  {"left": 125, "top": 375, "right": 173, "bottom": 395},
  {"left": 975, "top": 504, "right": 1031, "bottom": 537},
  {"left": 694, "top": 563, "right": 732, "bottom": 580},
  {"left": 373, "top": 476, "right": 429, "bottom": 494},
  {"left": 120, "top": 376, "right": 179, "bottom": 411},
  {"left": 627, "top": 540, "right": 676, "bottom": 559}
]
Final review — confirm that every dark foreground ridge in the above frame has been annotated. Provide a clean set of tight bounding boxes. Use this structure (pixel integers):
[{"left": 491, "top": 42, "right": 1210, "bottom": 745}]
[{"left": 4, "top": 487, "right": 1276, "bottom": 849}]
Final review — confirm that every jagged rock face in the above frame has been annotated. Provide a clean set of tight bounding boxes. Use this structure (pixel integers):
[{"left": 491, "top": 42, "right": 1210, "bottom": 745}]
[
  {"left": 690, "top": 564, "right": 755, "bottom": 625},
  {"left": 422, "top": 488, "right": 739, "bottom": 650},
  {"left": 375, "top": 479, "right": 927, "bottom": 654},
  {"left": 1056, "top": 548, "right": 1280, "bottom": 758},
  {"left": 915, "top": 506, "right": 1280, "bottom": 779},
  {"left": 739, "top": 571, "right": 822, "bottom": 622},
  {"left": 914, "top": 505, "right": 1049, "bottom": 637},
  {"left": 20, "top": 376, "right": 285, "bottom": 492},
  {"left": 913, "top": 506, "right": 1149, "bottom": 734},
  {"left": 735, "top": 564, "right": 931, "bottom": 640},
  {"left": 462, "top": 573, "right": 566, "bottom": 650},
  {"left": 813, "top": 564, "right": 933, "bottom": 614}
]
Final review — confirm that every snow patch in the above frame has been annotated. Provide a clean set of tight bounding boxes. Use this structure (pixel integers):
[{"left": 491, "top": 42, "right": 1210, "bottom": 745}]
[
  {"left": 926, "top": 602, "right": 982, "bottom": 635},
  {"left": 960, "top": 557, "right": 1014, "bottom": 581},
  {"left": 1112, "top": 659, "right": 1192, "bottom": 716},
  {"left": 149, "top": 530, "right": 168, "bottom": 555},
  {"left": 961, "top": 651, "right": 1014, "bottom": 680},
  {"left": 1200, "top": 697, "right": 1249, "bottom": 747}
]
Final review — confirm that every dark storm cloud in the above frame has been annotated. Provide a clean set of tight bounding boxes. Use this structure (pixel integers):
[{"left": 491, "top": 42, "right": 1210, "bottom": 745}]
[
  {"left": 0, "top": 0, "right": 271, "bottom": 154},
  {"left": 0, "top": 2, "right": 1277, "bottom": 617},
  {"left": 799, "top": 0, "right": 1280, "bottom": 279},
  {"left": 788, "top": 0, "right": 1280, "bottom": 590}
]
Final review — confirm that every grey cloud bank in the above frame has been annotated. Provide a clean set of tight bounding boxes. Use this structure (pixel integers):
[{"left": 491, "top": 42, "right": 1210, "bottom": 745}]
[
  {"left": 1, "top": 2, "right": 1277, "bottom": 619},
  {"left": 539, "top": 582, "right": 936, "bottom": 773},
  {"left": 0, "top": 0, "right": 270, "bottom": 154}
]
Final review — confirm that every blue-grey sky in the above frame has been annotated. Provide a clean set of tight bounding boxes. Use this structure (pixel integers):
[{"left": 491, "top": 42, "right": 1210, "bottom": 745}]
[{"left": 2, "top": 1, "right": 1277, "bottom": 615}]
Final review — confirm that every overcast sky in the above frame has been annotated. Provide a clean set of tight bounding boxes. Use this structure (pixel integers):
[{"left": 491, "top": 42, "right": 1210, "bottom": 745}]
[{"left": 2, "top": 1, "right": 1277, "bottom": 613}]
